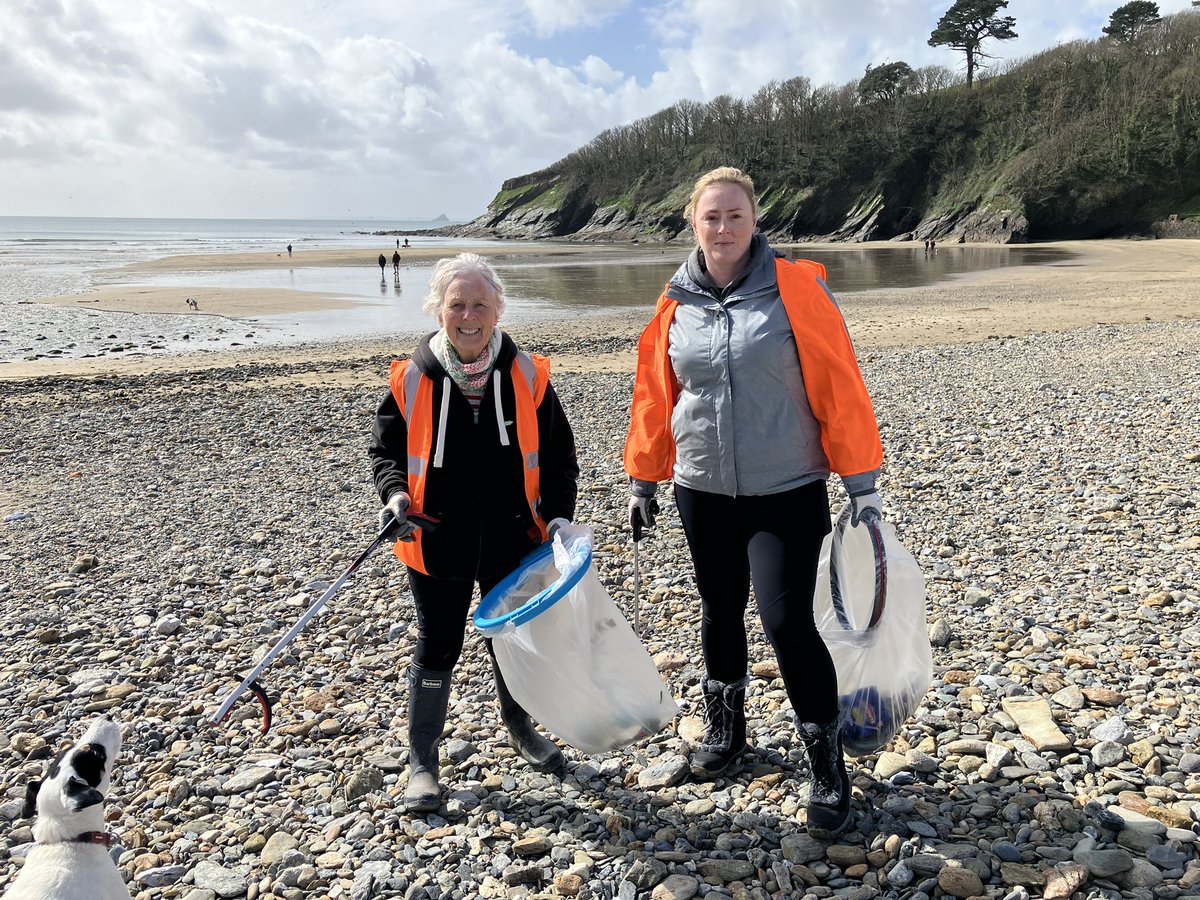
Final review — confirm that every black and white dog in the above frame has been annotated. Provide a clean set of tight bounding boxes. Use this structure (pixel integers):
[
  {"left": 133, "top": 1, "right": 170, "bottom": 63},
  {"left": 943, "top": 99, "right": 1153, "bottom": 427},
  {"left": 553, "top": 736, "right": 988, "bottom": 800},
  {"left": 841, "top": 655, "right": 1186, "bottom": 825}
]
[{"left": 6, "top": 716, "right": 128, "bottom": 900}]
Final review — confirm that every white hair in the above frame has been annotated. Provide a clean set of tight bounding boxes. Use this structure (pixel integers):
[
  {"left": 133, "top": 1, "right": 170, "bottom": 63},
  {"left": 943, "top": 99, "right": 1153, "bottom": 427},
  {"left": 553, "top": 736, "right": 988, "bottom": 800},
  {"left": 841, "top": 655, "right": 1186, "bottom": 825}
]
[{"left": 422, "top": 252, "right": 506, "bottom": 320}]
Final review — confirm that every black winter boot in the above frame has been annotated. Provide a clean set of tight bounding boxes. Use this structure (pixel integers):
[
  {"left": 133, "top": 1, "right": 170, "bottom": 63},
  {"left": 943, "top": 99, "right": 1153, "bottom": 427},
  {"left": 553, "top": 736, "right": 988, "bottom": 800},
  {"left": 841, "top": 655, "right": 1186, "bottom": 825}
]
[
  {"left": 689, "top": 675, "right": 748, "bottom": 778},
  {"left": 797, "top": 718, "right": 852, "bottom": 837},
  {"left": 404, "top": 666, "right": 452, "bottom": 812},
  {"left": 490, "top": 657, "right": 565, "bottom": 773}
]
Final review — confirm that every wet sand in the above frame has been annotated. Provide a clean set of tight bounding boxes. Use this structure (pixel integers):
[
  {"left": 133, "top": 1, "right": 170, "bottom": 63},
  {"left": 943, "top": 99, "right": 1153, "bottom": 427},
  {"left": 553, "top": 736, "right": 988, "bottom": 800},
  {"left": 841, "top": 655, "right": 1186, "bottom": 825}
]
[{"left": 7, "top": 238, "right": 1199, "bottom": 383}]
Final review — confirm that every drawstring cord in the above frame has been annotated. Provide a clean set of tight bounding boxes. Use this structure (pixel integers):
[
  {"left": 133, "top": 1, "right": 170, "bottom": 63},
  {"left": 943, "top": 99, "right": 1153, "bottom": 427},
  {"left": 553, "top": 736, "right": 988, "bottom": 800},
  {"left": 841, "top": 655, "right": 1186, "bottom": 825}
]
[
  {"left": 433, "top": 370, "right": 509, "bottom": 469},
  {"left": 494, "top": 370, "right": 509, "bottom": 446},
  {"left": 433, "top": 376, "right": 451, "bottom": 468}
]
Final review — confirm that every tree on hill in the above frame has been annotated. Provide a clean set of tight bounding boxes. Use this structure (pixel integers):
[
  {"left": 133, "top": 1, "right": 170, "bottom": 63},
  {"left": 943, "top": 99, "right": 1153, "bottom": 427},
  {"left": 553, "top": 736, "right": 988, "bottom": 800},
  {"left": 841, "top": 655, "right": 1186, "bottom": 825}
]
[
  {"left": 1103, "top": 1, "right": 1162, "bottom": 42},
  {"left": 928, "top": 0, "right": 1019, "bottom": 88},
  {"left": 858, "top": 61, "right": 918, "bottom": 102}
]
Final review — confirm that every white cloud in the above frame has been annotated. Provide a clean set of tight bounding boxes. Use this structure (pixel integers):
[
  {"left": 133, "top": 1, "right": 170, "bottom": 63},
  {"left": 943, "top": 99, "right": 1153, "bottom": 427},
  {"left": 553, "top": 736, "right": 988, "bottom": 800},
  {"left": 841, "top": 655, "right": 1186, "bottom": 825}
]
[
  {"left": 1, "top": 0, "right": 1196, "bottom": 218},
  {"left": 522, "top": 0, "right": 631, "bottom": 37},
  {"left": 580, "top": 54, "right": 626, "bottom": 85}
]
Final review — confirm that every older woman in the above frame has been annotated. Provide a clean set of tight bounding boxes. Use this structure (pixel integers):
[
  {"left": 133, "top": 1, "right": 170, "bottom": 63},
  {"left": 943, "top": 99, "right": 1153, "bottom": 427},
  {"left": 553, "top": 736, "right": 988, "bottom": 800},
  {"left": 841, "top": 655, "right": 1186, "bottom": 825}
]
[
  {"left": 369, "top": 252, "right": 579, "bottom": 812},
  {"left": 624, "top": 167, "right": 884, "bottom": 837}
]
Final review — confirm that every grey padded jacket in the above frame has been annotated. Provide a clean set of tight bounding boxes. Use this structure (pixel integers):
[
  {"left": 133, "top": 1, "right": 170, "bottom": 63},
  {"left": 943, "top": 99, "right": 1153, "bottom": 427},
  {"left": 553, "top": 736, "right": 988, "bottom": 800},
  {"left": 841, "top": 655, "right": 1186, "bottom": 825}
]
[{"left": 635, "top": 233, "right": 878, "bottom": 499}]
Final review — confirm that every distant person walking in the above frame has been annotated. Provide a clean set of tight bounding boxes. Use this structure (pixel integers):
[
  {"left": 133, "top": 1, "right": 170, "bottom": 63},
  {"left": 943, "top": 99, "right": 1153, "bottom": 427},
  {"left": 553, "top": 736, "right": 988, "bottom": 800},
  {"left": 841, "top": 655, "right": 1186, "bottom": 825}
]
[
  {"left": 393, "top": 250, "right": 401, "bottom": 276},
  {"left": 397, "top": 238, "right": 401, "bottom": 249},
  {"left": 379, "top": 253, "right": 387, "bottom": 277},
  {"left": 287, "top": 243, "right": 293, "bottom": 257},
  {"left": 404, "top": 238, "right": 411, "bottom": 248}
]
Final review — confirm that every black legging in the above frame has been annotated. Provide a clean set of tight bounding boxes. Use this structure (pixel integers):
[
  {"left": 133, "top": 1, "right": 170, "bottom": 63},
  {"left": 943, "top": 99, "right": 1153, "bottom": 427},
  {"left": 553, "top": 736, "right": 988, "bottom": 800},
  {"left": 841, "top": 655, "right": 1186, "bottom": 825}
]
[
  {"left": 674, "top": 480, "right": 838, "bottom": 724},
  {"left": 406, "top": 569, "right": 505, "bottom": 671}
]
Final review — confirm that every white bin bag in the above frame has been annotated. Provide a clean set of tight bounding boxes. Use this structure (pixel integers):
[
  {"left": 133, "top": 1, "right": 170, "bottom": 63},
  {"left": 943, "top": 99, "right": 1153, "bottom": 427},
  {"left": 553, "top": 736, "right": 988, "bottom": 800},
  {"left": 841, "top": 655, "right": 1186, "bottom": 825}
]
[
  {"left": 473, "top": 524, "right": 679, "bottom": 754},
  {"left": 815, "top": 506, "right": 932, "bottom": 756}
]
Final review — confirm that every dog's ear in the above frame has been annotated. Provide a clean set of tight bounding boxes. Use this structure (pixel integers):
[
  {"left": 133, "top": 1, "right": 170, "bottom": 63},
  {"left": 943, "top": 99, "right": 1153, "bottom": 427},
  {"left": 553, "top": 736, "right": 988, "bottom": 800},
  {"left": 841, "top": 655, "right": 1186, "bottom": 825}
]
[
  {"left": 66, "top": 776, "right": 104, "bottom": 811},
  {"left": 22, "top": 779, "right": 42, "bottom": 820}
]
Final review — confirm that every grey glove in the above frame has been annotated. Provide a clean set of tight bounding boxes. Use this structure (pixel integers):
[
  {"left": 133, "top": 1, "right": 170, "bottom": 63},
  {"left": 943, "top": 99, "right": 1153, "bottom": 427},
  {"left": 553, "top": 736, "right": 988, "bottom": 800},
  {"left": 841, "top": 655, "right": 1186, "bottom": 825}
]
[
  {"left": 379, "top": 492, "right": 417, "bottom": 541},
  {"left": 850, "top": 490, "right": 882, "bottom": 528}
]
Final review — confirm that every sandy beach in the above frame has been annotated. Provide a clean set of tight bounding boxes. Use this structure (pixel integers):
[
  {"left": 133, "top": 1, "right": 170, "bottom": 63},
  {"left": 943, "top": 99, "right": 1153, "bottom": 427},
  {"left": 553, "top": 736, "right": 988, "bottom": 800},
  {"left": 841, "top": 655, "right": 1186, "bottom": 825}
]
[{"left": 6, "top": 238, "right": 1200, "bottom": 384}]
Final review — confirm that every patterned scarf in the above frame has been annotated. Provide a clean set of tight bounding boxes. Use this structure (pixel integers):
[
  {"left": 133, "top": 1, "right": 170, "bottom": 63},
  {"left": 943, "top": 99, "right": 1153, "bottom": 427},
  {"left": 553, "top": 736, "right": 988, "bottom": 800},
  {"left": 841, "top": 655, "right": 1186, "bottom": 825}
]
[{"left": 431, "top": 329, "right": 502, "bottom": 416}]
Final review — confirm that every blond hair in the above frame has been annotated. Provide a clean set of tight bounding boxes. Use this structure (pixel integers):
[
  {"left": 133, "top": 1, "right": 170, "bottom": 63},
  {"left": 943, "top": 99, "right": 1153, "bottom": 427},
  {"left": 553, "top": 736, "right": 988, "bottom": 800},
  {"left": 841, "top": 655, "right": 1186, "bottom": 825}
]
[{"left": 684, "top": 166, "right": 758, "bottom": 221}]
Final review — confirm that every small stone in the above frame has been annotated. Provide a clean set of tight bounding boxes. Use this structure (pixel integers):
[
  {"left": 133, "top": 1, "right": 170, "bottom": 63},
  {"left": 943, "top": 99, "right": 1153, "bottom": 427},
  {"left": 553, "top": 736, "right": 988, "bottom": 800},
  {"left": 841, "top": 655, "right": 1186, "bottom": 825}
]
[
  {"left": 1043, "top": 863, "right": 1089, "bottom": 900},
  {"left": 512, "top": 834, "right": 553, "bottom": 857},
  {"left": 261, "top": 831, "right": 299, "bottom": 867},
  {"left": 192, "top": 859, "right": 248, "bottom": 898},
  {"left": 556, "top": 873, "right": 586, "bottom": 896},
  {"left": 651, "top": 874, "right": 700, "bottom": 900},
  {"left": 637, "top": 755, "right": 689, "bottom": 789},
  {"left": 344, "top": 767, "right": 383, "bottom": 801},
  {"left": 696, "top": 858, "right": 755, "bottom": 882},
  {"left": 937, "top": 866, "right": 984, "bottom": 898}
]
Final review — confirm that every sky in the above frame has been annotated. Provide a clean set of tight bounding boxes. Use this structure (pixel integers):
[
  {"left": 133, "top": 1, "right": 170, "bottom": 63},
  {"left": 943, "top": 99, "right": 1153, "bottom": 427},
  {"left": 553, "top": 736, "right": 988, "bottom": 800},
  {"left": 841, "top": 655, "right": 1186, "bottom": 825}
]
[{"left": 3, "top": 0, "right": 1196, "bottom": 221}]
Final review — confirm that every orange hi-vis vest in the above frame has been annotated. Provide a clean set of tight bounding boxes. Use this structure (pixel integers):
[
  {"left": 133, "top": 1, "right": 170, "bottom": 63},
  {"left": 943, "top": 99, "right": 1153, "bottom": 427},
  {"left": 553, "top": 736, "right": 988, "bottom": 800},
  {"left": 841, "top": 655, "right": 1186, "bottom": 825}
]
[
  {"left": 388, "top": 351, "right": 552, "bottom": 574},
  {"left": 624, "top": 256, "right": 882, "bottom": 485}
]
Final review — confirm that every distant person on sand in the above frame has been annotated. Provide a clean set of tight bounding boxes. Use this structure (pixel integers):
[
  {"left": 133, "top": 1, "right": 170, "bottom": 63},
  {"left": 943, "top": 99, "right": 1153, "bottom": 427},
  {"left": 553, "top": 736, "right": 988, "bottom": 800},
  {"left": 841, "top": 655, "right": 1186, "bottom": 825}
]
[
  {"left": 287, "top": 243, "right": 293, "bottom": 257},
  {"left": 623, "top": 166, "right": 884, "bottom": 838},
  {"left": 404, "top": 238, "right": 411, "bottom": 248},
  {"left": 378, "top": 253, "right": 387, "bottom": 277},
  {"left": 392, "top": 250, "right": 401, "bottom": 276},
  {"left": 397, "top": 238, "right": 400, "bottom": 249},
  {"left": 368, "top": 252, "right": 579, "bottom": 812}
]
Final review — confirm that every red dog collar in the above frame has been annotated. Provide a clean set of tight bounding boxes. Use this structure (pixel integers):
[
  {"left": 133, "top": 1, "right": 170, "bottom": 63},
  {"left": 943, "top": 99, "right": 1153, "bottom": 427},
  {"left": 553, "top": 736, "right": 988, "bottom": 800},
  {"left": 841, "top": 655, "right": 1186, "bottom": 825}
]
[{"left": 72, "top": 831, "right": 115, "bottom": 847}]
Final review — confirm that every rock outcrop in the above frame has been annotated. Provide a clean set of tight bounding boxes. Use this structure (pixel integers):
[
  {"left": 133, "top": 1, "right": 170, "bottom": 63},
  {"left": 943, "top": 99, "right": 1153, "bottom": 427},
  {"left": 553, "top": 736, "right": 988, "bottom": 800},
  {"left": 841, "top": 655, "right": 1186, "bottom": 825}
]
[
  {"left": 450, "top": 181, "right": 1034, "bottom": 245},
  {"left": 915, "top": 205, "right": 1030, "bottom": 245}
]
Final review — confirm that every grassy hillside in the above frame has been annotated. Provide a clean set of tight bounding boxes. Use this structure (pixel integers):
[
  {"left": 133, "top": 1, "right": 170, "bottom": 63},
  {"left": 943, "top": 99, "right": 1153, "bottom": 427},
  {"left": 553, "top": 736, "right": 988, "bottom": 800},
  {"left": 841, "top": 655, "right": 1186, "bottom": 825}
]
[{"left": 474, "top": 11, "right": 1200, "bottom": 242}]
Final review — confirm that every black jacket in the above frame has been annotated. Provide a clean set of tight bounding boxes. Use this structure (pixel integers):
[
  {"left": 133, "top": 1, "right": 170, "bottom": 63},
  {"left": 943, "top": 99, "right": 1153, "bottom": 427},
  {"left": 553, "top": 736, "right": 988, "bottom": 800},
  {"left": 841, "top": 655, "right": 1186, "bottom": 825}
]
[{"left": 369, "top": 332, "right": 579, "bottom": 580}]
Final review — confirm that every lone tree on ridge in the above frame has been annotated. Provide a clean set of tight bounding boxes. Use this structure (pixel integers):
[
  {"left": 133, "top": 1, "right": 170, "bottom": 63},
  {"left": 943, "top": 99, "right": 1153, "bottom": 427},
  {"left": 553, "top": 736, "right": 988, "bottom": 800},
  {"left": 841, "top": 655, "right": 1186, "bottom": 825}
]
[
  {"left": 928, "top": 0, "right": 1018, "bottom": 89},
  {"left": 1103, "top": 1, "right": 1162, "bottom": 42},
  {"left": 858, "top": 61, "right": 919, "bottom": 102}
]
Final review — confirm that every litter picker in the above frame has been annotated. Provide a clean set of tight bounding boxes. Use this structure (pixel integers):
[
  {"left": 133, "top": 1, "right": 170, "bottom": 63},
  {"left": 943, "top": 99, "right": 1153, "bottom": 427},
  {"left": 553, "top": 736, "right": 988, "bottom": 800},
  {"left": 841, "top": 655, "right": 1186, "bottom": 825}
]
[
  {"left": 629, "top": 499, "right": 659, "bottom": 638},
  {"left": 210, "top": 511, "right": 439, "bottom": 733}
]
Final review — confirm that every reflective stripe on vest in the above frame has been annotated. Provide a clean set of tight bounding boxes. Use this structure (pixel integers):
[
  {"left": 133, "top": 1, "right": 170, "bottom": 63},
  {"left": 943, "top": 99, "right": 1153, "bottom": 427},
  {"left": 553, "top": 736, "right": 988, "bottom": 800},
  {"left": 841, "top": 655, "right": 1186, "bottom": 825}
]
[{"left": 388, "top": 352, "right": 550, "bottom": 574}]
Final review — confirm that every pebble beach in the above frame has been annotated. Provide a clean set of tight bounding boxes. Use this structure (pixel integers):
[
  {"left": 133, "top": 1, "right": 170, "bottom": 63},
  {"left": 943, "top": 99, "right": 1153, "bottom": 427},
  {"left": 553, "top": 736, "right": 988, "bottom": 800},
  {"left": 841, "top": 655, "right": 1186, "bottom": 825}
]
[{"left": 2, "top": 240, "right": 1200, "bottom": 900}]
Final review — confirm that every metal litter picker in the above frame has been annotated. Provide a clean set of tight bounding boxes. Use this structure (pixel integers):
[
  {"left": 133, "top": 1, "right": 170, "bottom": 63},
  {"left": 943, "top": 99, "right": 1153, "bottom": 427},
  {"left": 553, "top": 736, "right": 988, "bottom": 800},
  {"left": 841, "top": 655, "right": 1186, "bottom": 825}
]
[
  {"left": 210, "top": 511, "right": 439, "bottom": 733},
  {"left": 629, "top": 497, "right": 659, "bottom": 637}
]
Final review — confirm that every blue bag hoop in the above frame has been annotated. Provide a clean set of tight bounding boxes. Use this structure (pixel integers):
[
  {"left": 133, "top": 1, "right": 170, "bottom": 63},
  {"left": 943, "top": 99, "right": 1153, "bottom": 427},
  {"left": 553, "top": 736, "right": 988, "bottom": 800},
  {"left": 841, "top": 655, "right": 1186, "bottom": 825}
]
[{"left": 474, "top": 539, "right": 593, "bottom": 630}]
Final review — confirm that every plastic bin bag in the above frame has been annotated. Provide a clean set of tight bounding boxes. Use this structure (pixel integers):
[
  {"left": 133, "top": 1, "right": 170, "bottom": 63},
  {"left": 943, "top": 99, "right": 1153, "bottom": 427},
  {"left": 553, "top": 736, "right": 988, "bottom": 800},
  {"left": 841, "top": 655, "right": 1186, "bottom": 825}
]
[
  {"left": 815, "top": 506, "right": 932, "bottom": 755},
  {"left": 473, "top": 523, "right": 680, "bottom": 754}
]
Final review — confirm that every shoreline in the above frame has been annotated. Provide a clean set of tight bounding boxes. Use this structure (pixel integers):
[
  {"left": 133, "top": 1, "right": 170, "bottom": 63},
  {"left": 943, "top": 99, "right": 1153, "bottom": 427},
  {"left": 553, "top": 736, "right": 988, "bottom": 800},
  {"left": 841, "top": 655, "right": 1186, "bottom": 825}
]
[{"left": 4, "top": 238, "right": 1199, "bottom": 382}]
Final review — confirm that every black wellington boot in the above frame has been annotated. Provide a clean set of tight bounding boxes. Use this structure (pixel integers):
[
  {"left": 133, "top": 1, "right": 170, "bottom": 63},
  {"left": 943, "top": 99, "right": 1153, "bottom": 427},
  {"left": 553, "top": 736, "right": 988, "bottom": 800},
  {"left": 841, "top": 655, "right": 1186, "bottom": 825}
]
[
  {"left": 404, "top": 665, "right": 452, "bottom": 813},
  {"left": 490, "top": 656, "right": 565, "bottom": 773},
  {"left": 689, "top": 675, "right": 748, "bottom": 779},
  {"left": 798, "top": 718, "right": 853, "bottom": 838}
]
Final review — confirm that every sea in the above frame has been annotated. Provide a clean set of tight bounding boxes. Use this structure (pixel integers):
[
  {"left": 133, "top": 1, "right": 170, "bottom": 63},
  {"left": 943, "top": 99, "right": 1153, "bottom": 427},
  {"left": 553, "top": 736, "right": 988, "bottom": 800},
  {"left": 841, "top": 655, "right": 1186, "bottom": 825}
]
[{"left": 0, "top": 216, "right": 1074, "bottom": 364}]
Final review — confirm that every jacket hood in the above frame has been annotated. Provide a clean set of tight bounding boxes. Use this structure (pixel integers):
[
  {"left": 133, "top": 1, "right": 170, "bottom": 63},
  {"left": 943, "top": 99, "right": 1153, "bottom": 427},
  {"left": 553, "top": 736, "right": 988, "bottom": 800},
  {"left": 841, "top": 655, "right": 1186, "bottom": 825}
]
[{"left": 669, "top": 232, "right": 777, "bottom": 301}]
